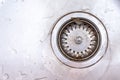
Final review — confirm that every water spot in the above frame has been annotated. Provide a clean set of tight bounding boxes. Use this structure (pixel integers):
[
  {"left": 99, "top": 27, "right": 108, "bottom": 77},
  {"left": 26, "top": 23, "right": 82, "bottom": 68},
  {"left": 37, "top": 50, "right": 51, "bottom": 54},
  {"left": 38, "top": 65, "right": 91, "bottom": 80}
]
[
  {"left": 40, "top": 40, "right": 43, "bottom": 43},
  {"left": 1, "top": 1, "right": 3, "bottom": 4},
  {"left": 21, "top": 0, "right": 24, "bottom": 2},
  {"left": 34, "top": 62, "right": 37, "bottom": 65},
  {"left": 11, "top": 48, "right": 17, "bottom": 54},
  {"left": 2, "top": 73, "right": 9, "bottom": 80},
  {"left": 30, "top": 70, "right": 32, "bottom": 73},
  {"left": 104, "top": 8, "right": 114, "bottom": 13},
  {"left": 49, "top": 62, "right": 51, "bottom": 64},
  {"left": 19, "top": 71, "right": 27, "bottom": 78},
  {"left": 0, "top": 0, "right": 5, "bottom": 5},
  {"left": 15, "top": 0, "right": 24, "bottom": 2},
  {"left": 8, "top": 18, "right": 12, "bottom": 22}
]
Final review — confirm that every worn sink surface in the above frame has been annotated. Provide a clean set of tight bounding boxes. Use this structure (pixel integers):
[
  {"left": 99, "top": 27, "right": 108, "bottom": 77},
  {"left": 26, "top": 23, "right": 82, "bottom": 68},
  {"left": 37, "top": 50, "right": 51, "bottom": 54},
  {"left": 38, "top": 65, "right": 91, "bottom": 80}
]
[{"left": 0, "top": 0, "right": 120, "bottom": 80}]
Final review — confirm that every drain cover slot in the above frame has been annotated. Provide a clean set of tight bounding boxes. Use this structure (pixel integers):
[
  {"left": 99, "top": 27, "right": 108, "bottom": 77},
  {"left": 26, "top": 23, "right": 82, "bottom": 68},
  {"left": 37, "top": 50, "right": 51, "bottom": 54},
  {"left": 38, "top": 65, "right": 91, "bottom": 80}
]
[{"left": 51, "top": 11, "right": 108, "bottom": 68}]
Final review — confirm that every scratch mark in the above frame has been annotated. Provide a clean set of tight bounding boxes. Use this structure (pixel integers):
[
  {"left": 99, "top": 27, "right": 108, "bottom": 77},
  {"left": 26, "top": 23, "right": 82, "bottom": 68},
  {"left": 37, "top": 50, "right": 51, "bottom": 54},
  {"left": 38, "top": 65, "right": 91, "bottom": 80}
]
[
  {"left": 81, "top": 8, "right": 90, "bottom": 11},
  {"left": 1, "top": 65, "right": 4, "bottom": 73},
  {"left": 34, "top": 77, "right": 47, "bottom": 80},
  {"left": 39, "top": 33, "right": 50, "bottom": 44},
  {"left": 42, "top": 15, "right": 54, "bottom": 20}
]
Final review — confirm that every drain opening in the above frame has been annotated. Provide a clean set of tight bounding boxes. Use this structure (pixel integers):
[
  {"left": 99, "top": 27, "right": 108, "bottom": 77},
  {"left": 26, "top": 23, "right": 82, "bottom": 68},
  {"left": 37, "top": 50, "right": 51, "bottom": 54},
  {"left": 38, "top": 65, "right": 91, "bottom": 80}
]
[
  {"left": 51, "top": 11, "right": 108, "bottom": 68},
  {"left": 58, "top": 18, "right": 101, "bottom": 61}
]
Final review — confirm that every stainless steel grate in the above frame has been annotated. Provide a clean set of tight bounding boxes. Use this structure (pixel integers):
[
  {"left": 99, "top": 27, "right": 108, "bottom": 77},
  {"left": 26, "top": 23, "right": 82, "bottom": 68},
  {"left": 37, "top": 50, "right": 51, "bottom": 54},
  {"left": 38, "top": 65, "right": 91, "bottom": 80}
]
[{"left": 58, "top": 18, "right": 100, "bottom": 61}]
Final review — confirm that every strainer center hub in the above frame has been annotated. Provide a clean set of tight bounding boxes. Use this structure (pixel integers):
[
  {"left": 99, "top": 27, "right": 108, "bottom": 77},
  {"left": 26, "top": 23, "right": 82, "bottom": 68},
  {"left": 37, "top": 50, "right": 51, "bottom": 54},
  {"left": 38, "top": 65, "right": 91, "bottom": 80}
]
[{"left": 74, "top": 36, "right": 83, "bottom": 44}]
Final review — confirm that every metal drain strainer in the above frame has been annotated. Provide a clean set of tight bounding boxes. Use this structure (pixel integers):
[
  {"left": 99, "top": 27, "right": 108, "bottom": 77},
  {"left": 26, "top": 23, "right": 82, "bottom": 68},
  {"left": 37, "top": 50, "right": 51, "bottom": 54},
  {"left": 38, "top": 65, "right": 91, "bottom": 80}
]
[
  {"left": 51, "top": 11, "right": 108, "bottom": 68},
  {"left": 58, "top": 18, "right": 100, "bottom": 61}
]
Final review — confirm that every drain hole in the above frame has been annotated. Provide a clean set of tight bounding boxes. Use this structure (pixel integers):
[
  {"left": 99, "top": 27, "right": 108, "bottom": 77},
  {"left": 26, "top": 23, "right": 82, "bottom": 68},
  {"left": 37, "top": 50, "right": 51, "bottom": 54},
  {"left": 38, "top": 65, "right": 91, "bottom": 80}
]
[
  {"left": 51, "top": 11, "right": 108, "bottom": 68},
  {"left": 58, "top": 18, "right": 100, "bottom": 61}
]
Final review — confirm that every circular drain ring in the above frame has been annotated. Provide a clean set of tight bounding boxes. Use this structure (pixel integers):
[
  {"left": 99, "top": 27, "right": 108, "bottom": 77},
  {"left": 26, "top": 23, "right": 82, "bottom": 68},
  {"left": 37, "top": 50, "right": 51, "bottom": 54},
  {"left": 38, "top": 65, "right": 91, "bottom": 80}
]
[{"left": 51, "top": 11, "right": 108, "bottom": 68}]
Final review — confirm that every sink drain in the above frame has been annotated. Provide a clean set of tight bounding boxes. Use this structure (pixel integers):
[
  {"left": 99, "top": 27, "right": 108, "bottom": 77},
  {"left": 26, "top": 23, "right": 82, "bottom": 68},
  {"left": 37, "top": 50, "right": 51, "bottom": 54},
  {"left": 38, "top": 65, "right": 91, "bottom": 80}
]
[
  {"left": 58, "top": 18, "right": 100, "bottom": 61},
  {"left": 51, "top": 11, "right": 108, "bottom": 68}
]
